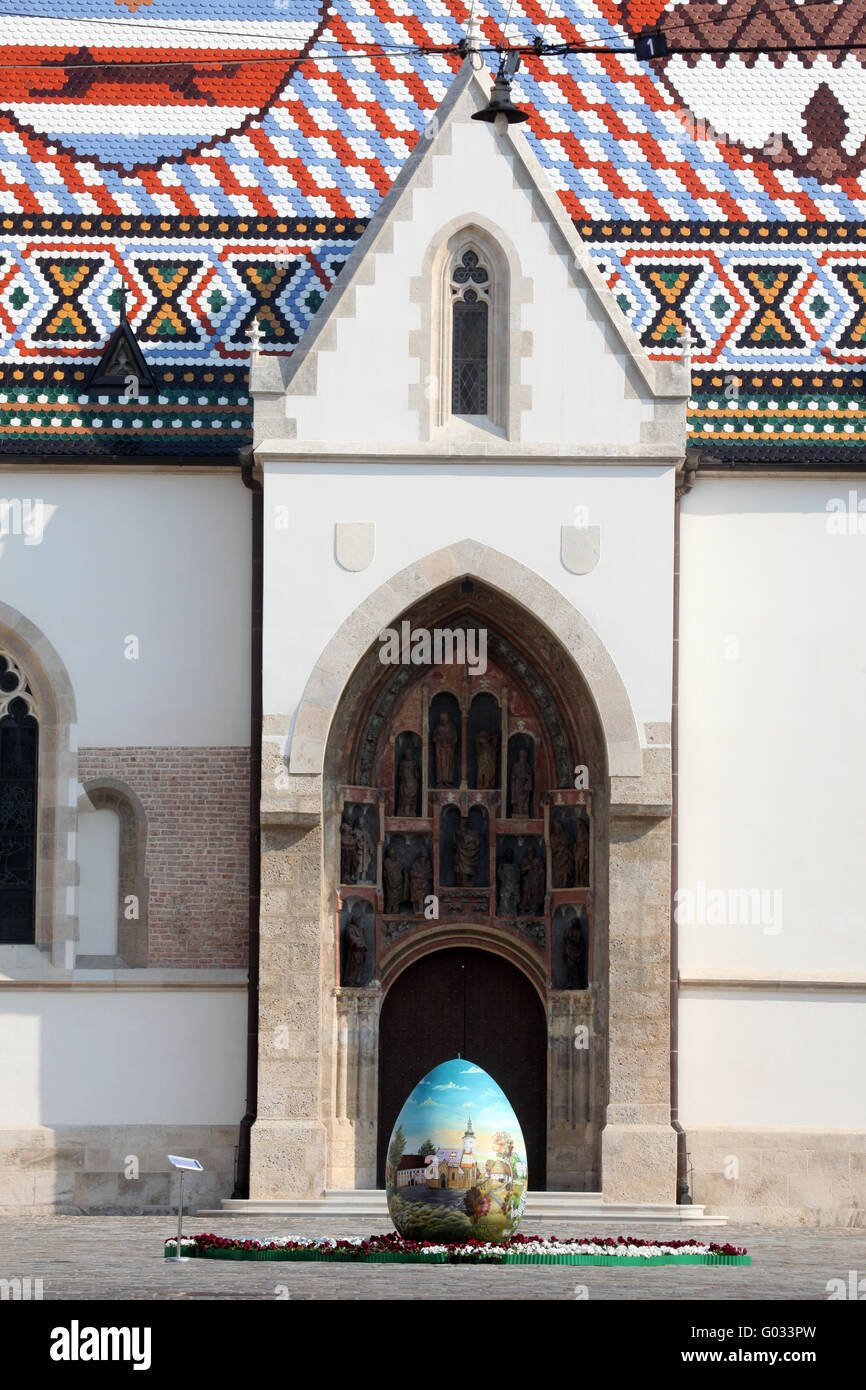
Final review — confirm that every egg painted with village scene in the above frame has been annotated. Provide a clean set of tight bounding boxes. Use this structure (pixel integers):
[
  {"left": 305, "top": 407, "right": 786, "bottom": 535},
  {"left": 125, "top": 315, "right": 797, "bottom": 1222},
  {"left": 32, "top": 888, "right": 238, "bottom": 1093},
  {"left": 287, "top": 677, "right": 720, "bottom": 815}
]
[{"left": 385, "top": 1057, "right": 527, "bottom": 1243}]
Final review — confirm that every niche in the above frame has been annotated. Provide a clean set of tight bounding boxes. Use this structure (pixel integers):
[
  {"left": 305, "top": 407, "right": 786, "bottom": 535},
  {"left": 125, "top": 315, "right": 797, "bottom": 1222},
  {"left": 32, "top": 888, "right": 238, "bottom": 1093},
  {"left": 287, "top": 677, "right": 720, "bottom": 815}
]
[
  {"left": 495, "top": 834, "right": 546, "bottom": 917},
  {"left": 339, "top": 897, "right": 375, "bottom": 987},
  {"left": 467, "top": 691, "right": 501, "bottom": 790},
  {"left": 506, "top": 732, "right": 535, "bottom": 818},
  {"left": 428, "top": 691, "right": 461, "bottom": 788},
  {"left": 550, "top": 806, "right": 579, "bottom": 889},
  {"left": 552, "top": 905, "right": 589, "bottom": 990},
  {"left": 339, "top": 802, "right": 378, "bottom": 885},
  {"left": 382, "top": 832, "right": 433, "bottom": 915},
  {"left": 393, "top": 730, "right": 422, "bottom": 817},
  {"left": 439, "top": 802, "right": 489, "bottom": 888}
]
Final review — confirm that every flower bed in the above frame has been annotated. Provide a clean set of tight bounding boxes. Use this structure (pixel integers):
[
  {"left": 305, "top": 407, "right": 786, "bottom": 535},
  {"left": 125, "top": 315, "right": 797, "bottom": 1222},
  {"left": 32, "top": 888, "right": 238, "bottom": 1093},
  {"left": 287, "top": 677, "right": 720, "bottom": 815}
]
[{"left": 164, "top": 1232, "right": 750, "bottom": 1266}]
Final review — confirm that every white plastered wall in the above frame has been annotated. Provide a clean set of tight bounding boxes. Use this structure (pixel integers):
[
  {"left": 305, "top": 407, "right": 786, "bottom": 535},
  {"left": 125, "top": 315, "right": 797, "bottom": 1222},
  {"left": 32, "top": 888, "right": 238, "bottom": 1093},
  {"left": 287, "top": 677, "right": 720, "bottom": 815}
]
[
  {"left": 262, "top": 463, "right": 676, "bottom": 739},
  {"left": 679, "top": 989, "right": 866, "bottom": 1127},
  {"left": 0, "top": 990, "right": 246, "bottom": 1125},
  {"left": 678, "top": 475, "right": 866, "bottom": 1128},
  {"left": 0, "top": 471, "right": 250, "bottom": 746}
]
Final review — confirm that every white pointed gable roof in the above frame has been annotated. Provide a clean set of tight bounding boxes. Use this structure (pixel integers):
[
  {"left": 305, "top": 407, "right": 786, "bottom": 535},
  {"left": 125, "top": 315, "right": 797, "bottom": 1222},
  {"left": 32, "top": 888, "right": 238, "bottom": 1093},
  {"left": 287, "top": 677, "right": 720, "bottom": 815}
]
[{"left": 250, "top": 59, "right": 689, "bottom": 461}]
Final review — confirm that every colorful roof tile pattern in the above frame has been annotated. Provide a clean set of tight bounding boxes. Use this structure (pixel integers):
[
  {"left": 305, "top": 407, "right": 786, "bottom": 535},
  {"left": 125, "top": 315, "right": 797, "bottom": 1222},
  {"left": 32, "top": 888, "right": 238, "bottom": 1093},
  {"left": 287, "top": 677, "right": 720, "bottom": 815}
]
[{"left": 0, "top": 0, "right": 864, "bottom": 459}]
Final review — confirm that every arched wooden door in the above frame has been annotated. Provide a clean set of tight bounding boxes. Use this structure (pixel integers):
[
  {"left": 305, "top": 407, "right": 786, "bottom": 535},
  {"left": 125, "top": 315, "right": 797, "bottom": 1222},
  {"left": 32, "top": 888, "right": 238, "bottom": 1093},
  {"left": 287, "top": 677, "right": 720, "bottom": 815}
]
[{"left": 377, "top": 947, "right": 547, "bottom": 1187}]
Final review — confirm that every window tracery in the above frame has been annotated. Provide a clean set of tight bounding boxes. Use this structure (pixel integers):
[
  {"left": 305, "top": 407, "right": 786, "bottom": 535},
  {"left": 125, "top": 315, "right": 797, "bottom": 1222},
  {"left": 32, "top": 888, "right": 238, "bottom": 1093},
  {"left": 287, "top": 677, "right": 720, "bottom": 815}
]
[
  {"left": 0, "top": 651, "right": 39, "bottom": 943},
  {"left": 450, "top": 248, "right": 491, "bottom": 416}
]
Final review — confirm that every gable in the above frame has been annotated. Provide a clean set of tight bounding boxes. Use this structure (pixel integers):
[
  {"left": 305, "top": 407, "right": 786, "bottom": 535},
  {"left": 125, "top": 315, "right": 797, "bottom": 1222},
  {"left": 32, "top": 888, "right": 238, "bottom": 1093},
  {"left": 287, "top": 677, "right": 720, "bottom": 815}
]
[{"left": 252, "top": 63, "right": 689, "bottom": 459}]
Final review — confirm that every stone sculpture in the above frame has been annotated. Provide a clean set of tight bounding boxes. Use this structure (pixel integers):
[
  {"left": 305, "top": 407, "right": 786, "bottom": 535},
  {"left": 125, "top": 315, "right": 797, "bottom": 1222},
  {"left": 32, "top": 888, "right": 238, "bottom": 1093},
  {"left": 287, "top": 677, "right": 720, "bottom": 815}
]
[
  {"left": 475, "top": 728, "right": 498, "bottom": 789},
  {"left": 497, "top": 849, "right": 521, "bottom": 916},
  {"left": 354, "top": 810, "right": 375, "bottom": 884},
  {"left": 575, "top": 815, "right": 590, "bottom": 887},
  {"left": 432, "top": 710, "right": 458, "bottom": 786},
  {"left": 454, "top": 818, "right": 480, "bottom": 887},
  {"left": 396, "top": 748, "right": 420, "bottom": 817},
  {"left": 340, "top": 812, "right": 357, "bottom": 883},
  {"left": 410, "top": 847, "right": 433, "bottom": 914},
  {"left": 383, "top": 845, "right": 409, "bottom": 914},
  {"left": 342, "top": 905, "right": 367, "bottom": 987},
  {"left": 550, "top": 816, "right": 574, "bottom": 888},
  {"left": 510, "top": 747, "right": 532, "bottom": 817},
  {"left": 520, "top": 842, "right": 546, "bottom": 914}
]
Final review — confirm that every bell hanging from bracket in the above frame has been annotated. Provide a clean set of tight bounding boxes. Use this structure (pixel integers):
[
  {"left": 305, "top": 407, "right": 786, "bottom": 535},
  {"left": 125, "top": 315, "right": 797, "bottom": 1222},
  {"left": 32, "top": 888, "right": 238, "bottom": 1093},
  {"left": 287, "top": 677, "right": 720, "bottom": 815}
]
[{"left": 471, "top": 50, "right": 529, "bottom": 127}]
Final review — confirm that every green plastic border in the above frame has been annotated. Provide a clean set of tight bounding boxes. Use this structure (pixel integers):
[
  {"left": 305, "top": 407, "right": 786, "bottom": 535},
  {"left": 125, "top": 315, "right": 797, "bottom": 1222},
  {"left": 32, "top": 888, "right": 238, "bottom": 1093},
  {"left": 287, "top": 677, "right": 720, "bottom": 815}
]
[{"left": 165, "top": 1246, "right": 750, "bottom": 1266}]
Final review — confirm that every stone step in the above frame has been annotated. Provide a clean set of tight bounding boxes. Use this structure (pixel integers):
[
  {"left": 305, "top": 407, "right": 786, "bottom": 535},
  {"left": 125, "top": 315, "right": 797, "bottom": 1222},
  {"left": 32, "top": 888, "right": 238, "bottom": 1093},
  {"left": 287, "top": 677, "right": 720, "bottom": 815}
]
[{"left": 197, "top": 1190, "right": 726, "bottom": 1224}]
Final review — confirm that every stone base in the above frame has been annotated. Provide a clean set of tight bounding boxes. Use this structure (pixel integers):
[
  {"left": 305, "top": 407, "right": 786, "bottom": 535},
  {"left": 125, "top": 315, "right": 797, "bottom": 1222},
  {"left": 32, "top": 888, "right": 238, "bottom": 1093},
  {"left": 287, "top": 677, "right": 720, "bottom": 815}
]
[
  {"left": 601, "top": 1123, "right": 679, "bottom": 1204},
  {"left": 685, "top": 1126, "right": 866, "bottom": 1227},
  {"left": 0, "top": 1125, "right": 238, "bottom": 1214},
  {"left": 249, "top": 1118, "right": 328, "bottom": 1200},
  {"left": 327, "top": 1117, "right": 377, "bottom": 1190},
  {"left": 547, "top": 1126, "right": 601, "bottom": 1191},
  {"left": 201, "top": 1190, "right": 726, "bottom": 1224}
]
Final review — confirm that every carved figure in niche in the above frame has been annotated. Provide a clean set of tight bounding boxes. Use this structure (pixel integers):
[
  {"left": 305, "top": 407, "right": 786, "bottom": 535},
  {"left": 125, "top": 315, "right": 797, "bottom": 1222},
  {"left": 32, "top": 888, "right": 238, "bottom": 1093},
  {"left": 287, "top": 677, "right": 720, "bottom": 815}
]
[
  {"left": 575, "top": 815, "right": 590, "bottom": 887},
  {"left": 342, "top": 904, "right": 367, "bottom": 987},
  {"left": 383, "top": 845, "right": 408, "bottom": 914},
  {"left": 340, "top": 812, "right": 358, "bottom": 883},
  {"left": 432, "top": 710, "right": 458, "bottom": 786},
  {"left": 510, "top": 747, "right": 532, "bottom": 817},
  {"left": 563, "top": 915, "right": 587, "bottom": 989},
  {"left": 497, "top": 849, "right": 520, "bottom": 916},
  {"left": 550, "top": 816, "right": 574, "bottom": 888},
  {"left": 354, "top": 810, "right": 375, "bottom": 884},
  {"left": 475, "top": 728, "right": 498, "bottom": 789},
  {"left": 396, "top": 748, "right": 420, "bottom": 817},
  {"left": 520, "top": 843, "right": 546, "bottom": 915},
  {"left": 453, "top": 817, "right": 480, "bottom": 887},
  {"left": 409, "top": 847, "right": 433, "bottom": 914}
]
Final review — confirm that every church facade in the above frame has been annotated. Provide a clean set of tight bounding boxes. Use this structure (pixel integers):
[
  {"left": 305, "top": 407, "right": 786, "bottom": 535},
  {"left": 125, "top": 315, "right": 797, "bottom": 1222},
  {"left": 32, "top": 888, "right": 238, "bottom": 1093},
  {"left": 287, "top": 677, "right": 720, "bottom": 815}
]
[
  {"left": 0, "top": 1, "right": 864, "bottom": 1226},
  {"left": 397, "top": 1119, "right": 479, "bottom": 1190}
]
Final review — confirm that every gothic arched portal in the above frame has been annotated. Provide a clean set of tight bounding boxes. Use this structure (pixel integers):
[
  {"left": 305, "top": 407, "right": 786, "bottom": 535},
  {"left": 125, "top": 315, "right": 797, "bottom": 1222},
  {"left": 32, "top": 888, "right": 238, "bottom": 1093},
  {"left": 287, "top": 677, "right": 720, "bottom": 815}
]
[{"left": 326, "top": 574, "right": 608, "bottom": 1192}]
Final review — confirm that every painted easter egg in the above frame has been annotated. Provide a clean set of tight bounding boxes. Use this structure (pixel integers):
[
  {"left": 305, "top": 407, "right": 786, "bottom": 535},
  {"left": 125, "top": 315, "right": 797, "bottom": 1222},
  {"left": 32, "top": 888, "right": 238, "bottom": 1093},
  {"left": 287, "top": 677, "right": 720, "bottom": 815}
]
[{"left": 384, "top": 1057, "right": 527, "bottom": 1244}]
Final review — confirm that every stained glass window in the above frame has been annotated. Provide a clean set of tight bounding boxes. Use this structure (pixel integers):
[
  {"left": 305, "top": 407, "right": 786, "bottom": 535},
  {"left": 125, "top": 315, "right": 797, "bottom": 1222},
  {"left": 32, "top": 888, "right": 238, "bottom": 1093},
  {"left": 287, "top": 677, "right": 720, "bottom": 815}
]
[
  {"left": 0, "top": 654, "right": 38, "bottom": 943},
  {"left": 451, "top": 250, "right": 490, "bottom": 416}
]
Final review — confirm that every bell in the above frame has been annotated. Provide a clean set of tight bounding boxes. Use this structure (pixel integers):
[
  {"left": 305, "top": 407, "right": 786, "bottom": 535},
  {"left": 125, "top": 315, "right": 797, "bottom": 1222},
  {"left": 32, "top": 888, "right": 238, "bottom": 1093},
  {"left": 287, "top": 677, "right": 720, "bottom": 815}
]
[{"left": 471, "top": 73, "right": 529, "bottom": 126}]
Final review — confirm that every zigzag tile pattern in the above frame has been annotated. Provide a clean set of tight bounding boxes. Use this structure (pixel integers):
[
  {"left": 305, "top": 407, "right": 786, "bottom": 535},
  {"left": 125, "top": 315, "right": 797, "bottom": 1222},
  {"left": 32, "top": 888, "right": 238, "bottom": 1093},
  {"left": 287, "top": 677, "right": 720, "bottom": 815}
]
[{"left": 0, "top": 0, "right": 864, "bottom": 457}]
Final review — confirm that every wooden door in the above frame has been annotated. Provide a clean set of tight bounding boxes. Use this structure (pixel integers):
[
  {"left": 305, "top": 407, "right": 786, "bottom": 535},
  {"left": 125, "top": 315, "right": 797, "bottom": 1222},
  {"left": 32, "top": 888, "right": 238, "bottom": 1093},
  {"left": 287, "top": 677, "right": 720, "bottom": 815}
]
[{"left": 377, "top": 947, "right": 547, "bottom": 1186}]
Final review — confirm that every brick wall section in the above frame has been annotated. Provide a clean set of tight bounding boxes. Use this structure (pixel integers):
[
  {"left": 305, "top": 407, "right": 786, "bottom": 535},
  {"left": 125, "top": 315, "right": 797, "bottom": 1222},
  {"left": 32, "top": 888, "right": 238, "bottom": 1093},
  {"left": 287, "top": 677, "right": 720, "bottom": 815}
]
[{"left": 78, "top": 747, "right": 250, "bottom": 967}]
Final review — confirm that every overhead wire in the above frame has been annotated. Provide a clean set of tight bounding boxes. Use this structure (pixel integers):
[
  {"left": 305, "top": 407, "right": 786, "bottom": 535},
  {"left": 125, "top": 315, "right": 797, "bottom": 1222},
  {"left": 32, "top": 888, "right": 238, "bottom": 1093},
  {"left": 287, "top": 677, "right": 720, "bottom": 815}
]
[
  {"left": 0, "top": 0, "right": 848, "bottom": 45},
  {"left": 0, "top": 39, "right": 862, "bottom": 69},
  {"left": 0, "top": 0, "right": 860, "bottom": 69}
]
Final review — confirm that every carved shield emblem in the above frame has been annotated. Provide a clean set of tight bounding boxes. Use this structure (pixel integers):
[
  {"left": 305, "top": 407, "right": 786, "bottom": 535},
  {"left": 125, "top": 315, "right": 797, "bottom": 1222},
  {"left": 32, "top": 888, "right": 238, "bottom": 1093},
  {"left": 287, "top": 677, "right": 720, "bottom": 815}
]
[
  {"left": 560, "top": 524, "right": 600, "bottom": 575},
  {"left": 335, "top": 522, "right": 375, "bottom": 572}
]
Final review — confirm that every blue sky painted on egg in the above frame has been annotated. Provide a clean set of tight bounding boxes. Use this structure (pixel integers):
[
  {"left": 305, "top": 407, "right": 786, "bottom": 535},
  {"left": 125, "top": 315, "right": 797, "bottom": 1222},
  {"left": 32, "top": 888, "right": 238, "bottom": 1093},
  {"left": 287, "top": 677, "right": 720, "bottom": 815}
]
[{"left": 393, "top": 1057, "right": 525, "bottom": 1157}]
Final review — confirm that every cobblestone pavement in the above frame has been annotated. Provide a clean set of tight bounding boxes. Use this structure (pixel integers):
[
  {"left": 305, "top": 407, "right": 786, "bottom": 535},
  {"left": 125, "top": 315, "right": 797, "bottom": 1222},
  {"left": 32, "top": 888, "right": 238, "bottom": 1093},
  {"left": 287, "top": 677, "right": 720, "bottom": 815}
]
[{"left": 0, "top": 1216, "right": 862, "bottom": 1300}]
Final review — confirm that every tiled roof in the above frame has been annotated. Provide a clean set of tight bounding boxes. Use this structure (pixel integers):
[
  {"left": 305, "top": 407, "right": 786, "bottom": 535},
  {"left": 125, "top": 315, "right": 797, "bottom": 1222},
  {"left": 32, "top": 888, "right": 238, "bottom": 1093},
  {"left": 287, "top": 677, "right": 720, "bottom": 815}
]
[{"left": 0, "top": 0, "right": 864, "bottom": 459}]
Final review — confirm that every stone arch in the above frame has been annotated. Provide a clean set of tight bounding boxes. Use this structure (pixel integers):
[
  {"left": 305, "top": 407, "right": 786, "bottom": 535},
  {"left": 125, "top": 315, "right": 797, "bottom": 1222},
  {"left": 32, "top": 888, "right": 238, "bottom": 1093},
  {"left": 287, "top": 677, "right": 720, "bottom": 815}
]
[
  {"left": 320, "top": 557, "right": 612, "bottom": 1194},
  {"left": 289, "top": 539, "right": 642, "bottom": 780},
  {"left": 379, "top": 922, "right": 547, "bottom": 1003},
  {"left": 81, "top": 777, "right": 149, "bottom": 967},
  {"left": 0, "top": 600, "right": 77, "bottom": 959}
]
